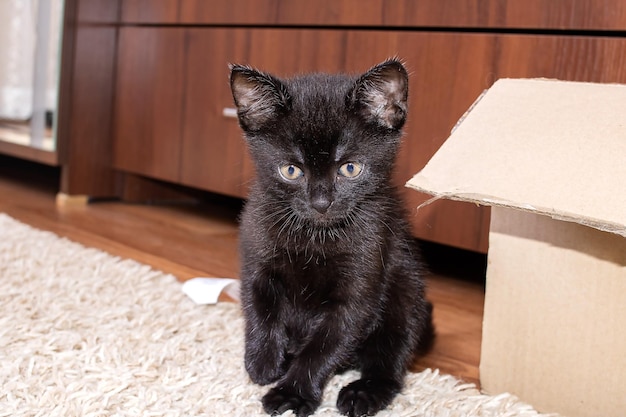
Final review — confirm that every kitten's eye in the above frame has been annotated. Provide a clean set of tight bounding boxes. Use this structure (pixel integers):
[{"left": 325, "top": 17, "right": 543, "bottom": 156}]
[
  {"left": 279, "top": 164, "right": 304, "bottom": 181},
  {"left": 338, "top": 162, "right": 363, "bottom": 178}
]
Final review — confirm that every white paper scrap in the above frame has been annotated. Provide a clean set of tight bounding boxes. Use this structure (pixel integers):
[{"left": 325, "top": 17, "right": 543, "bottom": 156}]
[{"left": 182, "top": 277, "right": 238, "bottom": 305}]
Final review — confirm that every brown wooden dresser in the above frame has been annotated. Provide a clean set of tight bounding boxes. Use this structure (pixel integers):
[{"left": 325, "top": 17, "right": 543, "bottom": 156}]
[{"left": 47, "top": 0, "right": 626, "bottom": 252}]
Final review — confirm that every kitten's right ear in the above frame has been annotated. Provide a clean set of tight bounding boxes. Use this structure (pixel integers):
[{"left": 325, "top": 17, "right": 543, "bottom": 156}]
[{"left": 229, "top": 64, "right": 291, "bottom": 132}]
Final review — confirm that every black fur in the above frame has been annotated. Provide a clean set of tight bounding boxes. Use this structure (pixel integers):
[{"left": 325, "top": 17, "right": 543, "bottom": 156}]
[{"left": 229, "top": 59, "right": 434, "bottom": 417}]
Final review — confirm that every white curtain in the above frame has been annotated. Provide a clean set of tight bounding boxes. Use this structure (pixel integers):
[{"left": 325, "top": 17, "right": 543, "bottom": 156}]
[{"left": 0, "top": 0, "right": 63, "bottom": 121}]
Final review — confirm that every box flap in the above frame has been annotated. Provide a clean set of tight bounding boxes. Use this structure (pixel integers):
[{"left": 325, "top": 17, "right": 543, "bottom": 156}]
[{"left": 407, "top": 78, "right": 626, "bottom": 237}]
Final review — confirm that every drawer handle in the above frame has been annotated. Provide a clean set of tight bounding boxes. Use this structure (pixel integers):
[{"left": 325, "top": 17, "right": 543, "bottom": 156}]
[{"left": 222, "top": 107, "right": 238, "bottom": 118}]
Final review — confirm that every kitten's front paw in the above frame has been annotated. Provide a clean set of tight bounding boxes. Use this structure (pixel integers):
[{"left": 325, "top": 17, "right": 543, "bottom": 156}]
[
  {"left": 336, "top": 378, "right": 401, "bottom": 417},
  {"left": 245, "top": 342, "right": 287, "bottom": 385},
  {"left": 262, "top": 385, "right": 320, "bottom": 417}
]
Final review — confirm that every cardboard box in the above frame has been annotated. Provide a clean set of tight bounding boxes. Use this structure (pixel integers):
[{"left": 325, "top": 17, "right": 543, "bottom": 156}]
[{"left": 406, "top": 78, "right": 626, "bottom": 417}]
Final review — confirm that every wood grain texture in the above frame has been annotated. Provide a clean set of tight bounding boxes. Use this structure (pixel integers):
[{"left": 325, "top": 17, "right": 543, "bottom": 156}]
[
  {"left": 0, "top": 141, "right": 58, "bottom": 165},
  {"left": 113, "top": 28, "right": 186, "bottom": 183},
  {"left": 0, "top": 157, "right": 485, "bottom": 385},
  {"left": 179, "top": 29, "right": 252, "bottom": 197},
  {"left": 179, "top": 0, "right": 626, "bottom": 30},
  {"left": 120, "top": 0, "right": 179, "bottom": 23},
  {"left": 382, "top": 0, "right": 626, "bottom": 30},
  {"left": 180, "top": 0, "right": 384, "bottom": 26},
  {"left": 58, "top": 25, "right": 118, "bottom": 197},
  {"left": 75, "top": 0, "right": 120, "bottom": 23}
]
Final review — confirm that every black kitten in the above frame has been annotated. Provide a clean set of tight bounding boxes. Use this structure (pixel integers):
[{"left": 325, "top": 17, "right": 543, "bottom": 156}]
[{"left": 229, "top": 59, "right": 434, "bottom": 417}]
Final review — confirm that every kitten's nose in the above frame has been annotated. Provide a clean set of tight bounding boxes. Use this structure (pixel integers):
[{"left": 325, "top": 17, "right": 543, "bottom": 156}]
[{"left": 311, "top": 196, "right": 332, "bottom": 214}]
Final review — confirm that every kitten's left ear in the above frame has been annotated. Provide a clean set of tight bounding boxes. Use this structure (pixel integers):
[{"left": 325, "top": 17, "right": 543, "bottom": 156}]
[{"left": 347, "top": 59, "right": 409, "bottom": 130}]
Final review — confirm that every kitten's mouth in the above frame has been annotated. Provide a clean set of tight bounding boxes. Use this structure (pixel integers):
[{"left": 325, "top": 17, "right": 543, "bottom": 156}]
[
  {"left": 309, "top": 208, "right": 340, "bottom": 223},
  {"left": 289, "top": 202, "right": 350, "bottom": 232},
  {"left": 306, "top": 211, "right": 349, "bottom": 231}
]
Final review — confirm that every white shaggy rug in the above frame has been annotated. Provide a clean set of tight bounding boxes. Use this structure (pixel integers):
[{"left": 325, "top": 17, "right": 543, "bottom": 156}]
[{"left": 0, "top": 213, "right": 558, "bottom": 417}]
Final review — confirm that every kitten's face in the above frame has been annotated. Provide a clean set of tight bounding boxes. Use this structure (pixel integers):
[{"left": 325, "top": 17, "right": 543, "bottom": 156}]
[{"left": 230, "top": 60, "right": 409, "bottom": 228}]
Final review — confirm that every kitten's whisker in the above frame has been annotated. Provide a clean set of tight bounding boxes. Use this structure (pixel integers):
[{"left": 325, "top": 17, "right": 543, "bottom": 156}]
[
  {"left": 268, "top": 210, "right": 293, "bottom": 231},
  {"left": 276, "top": 211, "right": 296, "bottom": 239}
]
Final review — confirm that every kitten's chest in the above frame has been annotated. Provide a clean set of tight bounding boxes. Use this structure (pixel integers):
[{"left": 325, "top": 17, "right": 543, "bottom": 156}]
[{"left": 273, "top": 253, "right": 349, "bottom": 305}]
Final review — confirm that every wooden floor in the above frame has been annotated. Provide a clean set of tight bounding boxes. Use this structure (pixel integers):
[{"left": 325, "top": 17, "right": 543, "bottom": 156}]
[{"left": 0, "top": 155, "right": 486, "bottom": 386}]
